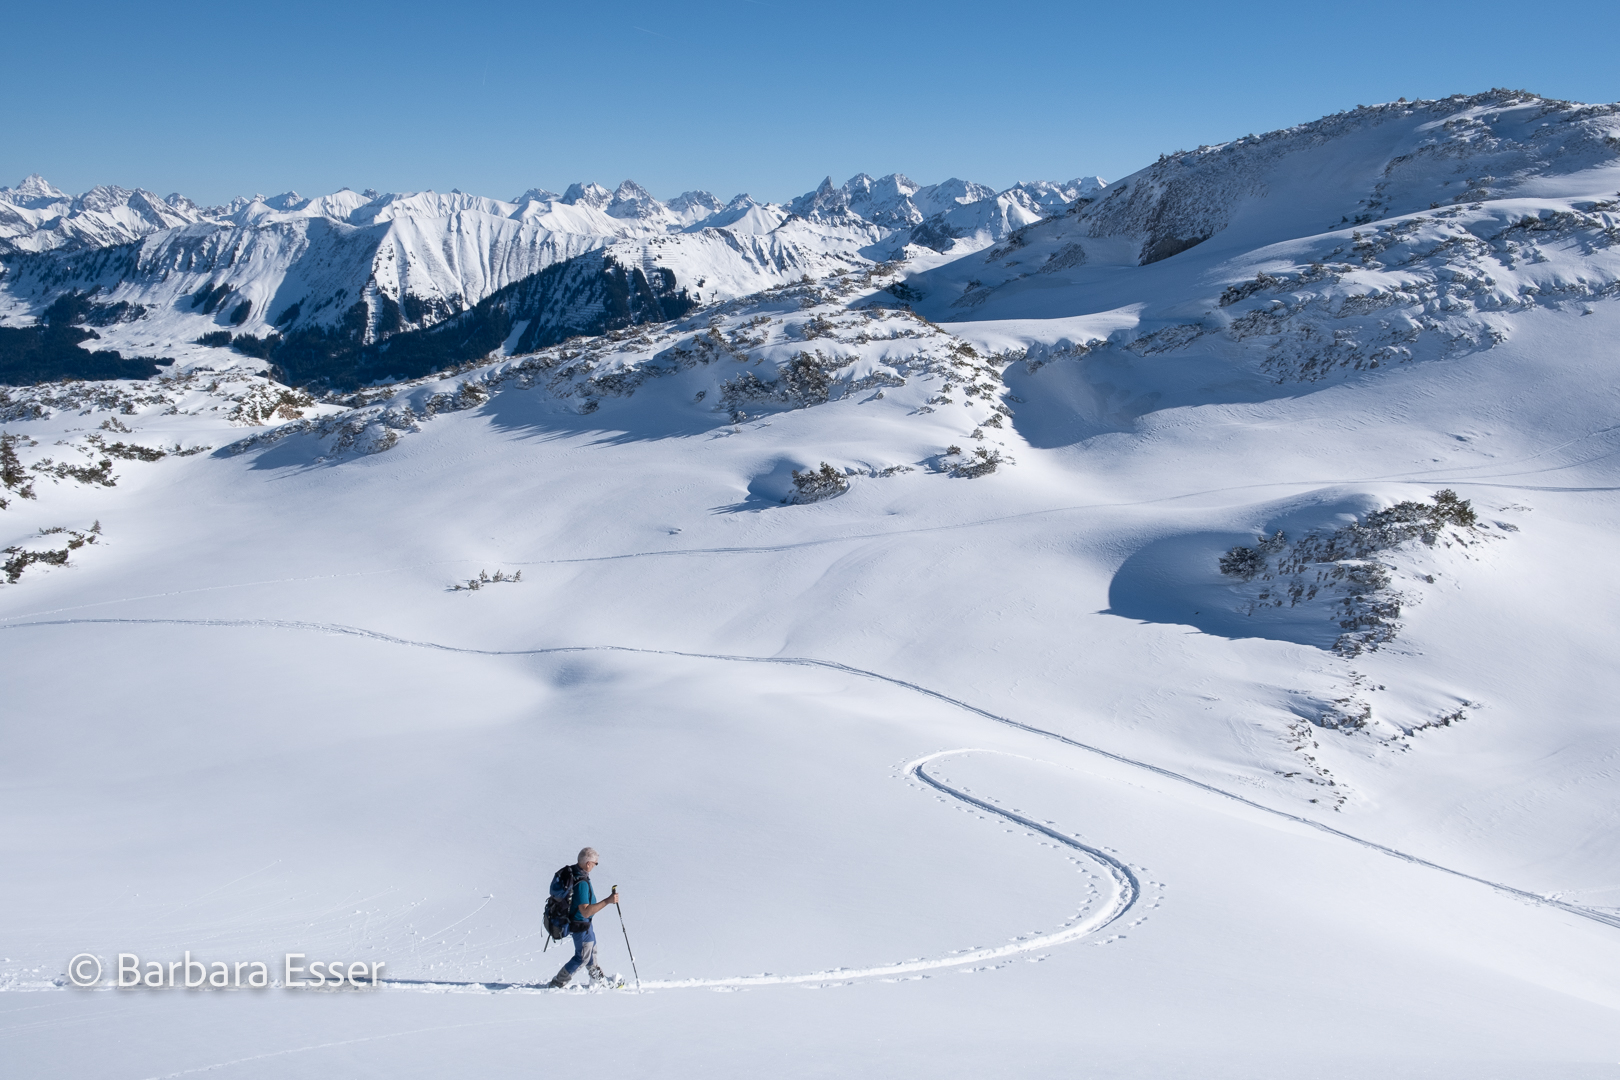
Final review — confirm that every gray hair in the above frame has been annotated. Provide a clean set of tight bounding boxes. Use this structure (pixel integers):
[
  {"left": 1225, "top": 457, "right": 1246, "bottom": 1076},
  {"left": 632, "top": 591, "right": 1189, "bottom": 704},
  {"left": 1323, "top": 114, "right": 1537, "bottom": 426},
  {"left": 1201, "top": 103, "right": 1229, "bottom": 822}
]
[{"left": 577, "top": 847, "right": 599, "bottom": 865}]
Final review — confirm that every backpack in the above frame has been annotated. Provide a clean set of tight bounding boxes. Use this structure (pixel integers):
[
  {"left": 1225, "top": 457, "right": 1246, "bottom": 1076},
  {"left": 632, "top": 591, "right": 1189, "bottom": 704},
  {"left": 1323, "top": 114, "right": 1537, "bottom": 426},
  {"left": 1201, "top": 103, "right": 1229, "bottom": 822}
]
[{"left": 543, "top": 864, "right": 587, "bottom": 941}]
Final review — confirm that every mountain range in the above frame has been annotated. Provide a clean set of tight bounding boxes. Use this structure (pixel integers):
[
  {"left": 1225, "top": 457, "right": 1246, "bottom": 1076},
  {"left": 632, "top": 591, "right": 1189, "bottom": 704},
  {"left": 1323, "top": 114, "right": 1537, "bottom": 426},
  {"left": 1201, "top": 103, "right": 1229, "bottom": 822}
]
[{"left": 0, "top": 171, "right": 1105, "bottom": 387}]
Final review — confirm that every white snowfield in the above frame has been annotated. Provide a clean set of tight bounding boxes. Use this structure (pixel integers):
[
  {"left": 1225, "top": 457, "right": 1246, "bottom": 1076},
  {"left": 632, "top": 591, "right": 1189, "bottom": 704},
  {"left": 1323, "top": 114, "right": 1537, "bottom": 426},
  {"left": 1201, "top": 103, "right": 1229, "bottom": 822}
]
[{"left": 4, "top": 89, "right": 1620, "bottom": 1078}]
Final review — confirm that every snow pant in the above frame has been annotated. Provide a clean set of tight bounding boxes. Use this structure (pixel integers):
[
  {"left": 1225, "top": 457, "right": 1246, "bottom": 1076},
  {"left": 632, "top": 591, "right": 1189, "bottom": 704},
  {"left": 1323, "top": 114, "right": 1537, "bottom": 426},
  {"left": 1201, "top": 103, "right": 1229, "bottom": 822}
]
[{"left": 563, "top": 927, "right": 598, "bottom": 976}]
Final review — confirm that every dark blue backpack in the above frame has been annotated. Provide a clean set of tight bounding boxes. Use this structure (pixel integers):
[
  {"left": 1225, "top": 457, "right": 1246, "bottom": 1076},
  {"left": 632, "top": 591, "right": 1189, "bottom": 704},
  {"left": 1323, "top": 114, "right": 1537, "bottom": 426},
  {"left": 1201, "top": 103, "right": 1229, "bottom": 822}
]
[{"left": 544, "top": 865, "right": 586, "bottom": 941}]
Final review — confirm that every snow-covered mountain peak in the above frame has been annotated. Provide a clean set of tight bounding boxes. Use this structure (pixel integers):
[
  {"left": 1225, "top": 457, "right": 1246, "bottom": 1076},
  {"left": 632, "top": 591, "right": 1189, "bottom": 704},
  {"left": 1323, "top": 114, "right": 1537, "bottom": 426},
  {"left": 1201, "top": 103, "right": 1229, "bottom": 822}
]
[
  {"left": 787, "top": 176, "right": 845, "bottom": 219},
  {"left": 1057, "top": 89, "right": 1620, "bottom": 267},
  {"left": 1, "top": 174, "right": 69, "bottom": 208},
  {"left": 785, "top": 173, "right": 1053, "bottom": 244},
  {"left": 847, "top": 171, "right": 905, "bottom": 193},
  {"left": 667, "top": 189, "right": 726, "bottom": 224},
  {"left": 851, "top": 174, "right": 930, "bottom": 225},
  {"left": 911, "top": 178, "right": 998, "bottom": 216},
  {"left": 790, "top": 172, "right": 932, "bottom": 225},
  {"left": 69, "top": 184, "right": 132, "bottom": 214},
  {"left": 0, "top": 177, "right": 210, "bottom": 255},
  {"left": 512, "top": 186, "right": 562, "bottom": 205},
  {"left": 1008, "top": 177, "right": 1108, "bottom": 214},
  {"left": 606, "top": 179, "right": 673, "bottom": 222},
  {"left": 612, "top": 179, "right": 656, "bottom": 203},
  {"left": 561, "top": 182, "right": 614, "bottom": 209},
  {"left": 692, "top": 193, "right": 786, "bottom": 234}
]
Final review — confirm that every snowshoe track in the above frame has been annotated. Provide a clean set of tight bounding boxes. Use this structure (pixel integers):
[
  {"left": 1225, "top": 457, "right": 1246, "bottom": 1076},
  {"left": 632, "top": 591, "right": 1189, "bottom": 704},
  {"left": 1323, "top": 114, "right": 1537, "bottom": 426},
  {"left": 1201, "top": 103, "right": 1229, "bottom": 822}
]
[
  {"left": 368, "top": 749, "right": 1137, "bottom": 993},
  {"left": 7, "top": 616, "right": 1618, "bottom": 990}
]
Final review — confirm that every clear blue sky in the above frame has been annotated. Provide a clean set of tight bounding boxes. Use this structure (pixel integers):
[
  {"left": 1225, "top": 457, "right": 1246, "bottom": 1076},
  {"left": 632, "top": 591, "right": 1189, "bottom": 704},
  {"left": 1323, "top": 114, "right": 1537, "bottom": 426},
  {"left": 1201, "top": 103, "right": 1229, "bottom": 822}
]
[{"left": 7, "top": 0, "right": 1616, "bottom": 206}]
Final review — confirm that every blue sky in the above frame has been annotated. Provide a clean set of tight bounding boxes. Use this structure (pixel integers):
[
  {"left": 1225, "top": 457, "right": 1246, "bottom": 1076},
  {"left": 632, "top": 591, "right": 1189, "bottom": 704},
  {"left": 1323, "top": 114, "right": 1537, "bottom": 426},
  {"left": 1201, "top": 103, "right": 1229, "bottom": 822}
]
[{"left": 7, "top": 0, "right": 1616, "bottom": 206}]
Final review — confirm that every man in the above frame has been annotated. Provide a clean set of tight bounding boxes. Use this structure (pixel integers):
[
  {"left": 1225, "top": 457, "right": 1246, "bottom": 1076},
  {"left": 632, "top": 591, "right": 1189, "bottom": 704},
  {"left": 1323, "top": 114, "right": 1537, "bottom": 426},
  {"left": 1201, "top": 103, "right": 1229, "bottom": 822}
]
[{"left": 549, "top": 847, "right": 620, "bottom": 988}]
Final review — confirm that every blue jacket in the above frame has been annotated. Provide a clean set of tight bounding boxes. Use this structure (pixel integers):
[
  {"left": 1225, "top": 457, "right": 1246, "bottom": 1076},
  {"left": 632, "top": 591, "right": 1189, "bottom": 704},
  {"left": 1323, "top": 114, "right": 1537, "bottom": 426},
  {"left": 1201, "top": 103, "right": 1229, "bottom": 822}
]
[{"left": 571, "top": 876, "right": 597, "bottom": 928}]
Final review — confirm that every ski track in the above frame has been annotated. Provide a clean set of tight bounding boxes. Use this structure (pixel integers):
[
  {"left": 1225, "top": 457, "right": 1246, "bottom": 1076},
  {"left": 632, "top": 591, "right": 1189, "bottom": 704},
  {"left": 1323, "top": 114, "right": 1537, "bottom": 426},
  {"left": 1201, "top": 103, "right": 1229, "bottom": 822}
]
[
  {"left": 379, "top": 749, "right": 1139, "bottom": 993},
  {"left": 6, "top": 614, "right": 1619, "bottom": 999},
  {"left": 10, "top": 616, "right": 1620, "bottom": 931}
]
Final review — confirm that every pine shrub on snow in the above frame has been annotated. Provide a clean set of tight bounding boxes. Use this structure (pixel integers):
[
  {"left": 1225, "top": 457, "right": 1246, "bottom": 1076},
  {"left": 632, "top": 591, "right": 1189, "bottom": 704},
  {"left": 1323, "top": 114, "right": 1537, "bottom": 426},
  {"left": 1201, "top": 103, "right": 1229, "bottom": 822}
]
[
  {"left": 1216, "top": 490, "right": 1486, "bottom": 656},
  {"left": 790, "top": 463, "right": 849, "bottom": 503}
]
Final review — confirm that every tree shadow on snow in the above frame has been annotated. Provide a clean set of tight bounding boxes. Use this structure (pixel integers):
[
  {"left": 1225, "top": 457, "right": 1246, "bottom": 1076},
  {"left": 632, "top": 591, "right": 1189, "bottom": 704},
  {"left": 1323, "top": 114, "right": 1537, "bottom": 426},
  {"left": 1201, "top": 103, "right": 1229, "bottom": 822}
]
[{"left": 709, "top": 457, "right": 821, "bottom": 514}]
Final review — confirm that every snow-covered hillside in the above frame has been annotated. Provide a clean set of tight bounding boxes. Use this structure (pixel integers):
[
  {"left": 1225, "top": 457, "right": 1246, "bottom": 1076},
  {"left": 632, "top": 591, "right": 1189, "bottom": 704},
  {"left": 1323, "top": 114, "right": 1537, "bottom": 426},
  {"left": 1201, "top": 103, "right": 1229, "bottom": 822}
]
[
  {"left": 905, "top": 89, "right": 1620, "bottom": 380},
  {"left": 5, "top": 90, "right": 1620, "bottom": 1078}
]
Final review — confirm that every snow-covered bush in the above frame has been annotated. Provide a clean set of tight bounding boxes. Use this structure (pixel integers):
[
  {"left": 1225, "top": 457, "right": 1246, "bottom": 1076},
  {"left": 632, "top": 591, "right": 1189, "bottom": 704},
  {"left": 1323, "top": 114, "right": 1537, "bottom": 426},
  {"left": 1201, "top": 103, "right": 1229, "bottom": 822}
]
[
  {"left": 941, "top": 446, "right": 1001, "bottom": 478},
  {"left": 799, "top": 315, "right": 837, "bottom": 339},
  {"left": 0, "top": 433, "right": 36, "bottom": 508},
  {"left": 1218, "top": 530, "right": 1286, "bottom": 580},
  {"left": 790, "top": 463, "right": 849, "bottom": 503},
  {"left": 1218, "top": 491, "right": 1486, "bottom": 656},
  {"left": 452, "top": 568, "right": 522, "bottom": 591},
  {"left": 29, "top": 449, "right": 117, "bottom": 488},
  {"left": 720, "top": 353, "right": 844, "bottom": 416},
  {"left": 86, "top": 434, "right": 165, "bottom": 462},
  {"left": 229, "top": 385, "right": 314, "bottom": 425},
  {"left": 3, "top": 522, "right": 99, "bottom": 584},
  {"left": 1218, "top": 545, "right": 1266, "bottom": 581}
]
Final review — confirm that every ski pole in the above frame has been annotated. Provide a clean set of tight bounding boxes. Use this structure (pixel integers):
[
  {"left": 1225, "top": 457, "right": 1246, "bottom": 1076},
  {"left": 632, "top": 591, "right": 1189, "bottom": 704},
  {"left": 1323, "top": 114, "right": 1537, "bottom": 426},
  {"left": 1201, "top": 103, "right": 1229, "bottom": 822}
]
[{"left": 611, "top": 886, "right": 641, "bottom": 991}]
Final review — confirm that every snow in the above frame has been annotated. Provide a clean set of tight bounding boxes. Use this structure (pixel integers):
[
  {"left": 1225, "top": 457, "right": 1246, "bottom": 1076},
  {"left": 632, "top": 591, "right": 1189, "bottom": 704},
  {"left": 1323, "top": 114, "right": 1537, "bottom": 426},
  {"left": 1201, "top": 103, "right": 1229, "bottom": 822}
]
[{"left": 4, "top": 90, "right": 1620, "bottom": 1076}]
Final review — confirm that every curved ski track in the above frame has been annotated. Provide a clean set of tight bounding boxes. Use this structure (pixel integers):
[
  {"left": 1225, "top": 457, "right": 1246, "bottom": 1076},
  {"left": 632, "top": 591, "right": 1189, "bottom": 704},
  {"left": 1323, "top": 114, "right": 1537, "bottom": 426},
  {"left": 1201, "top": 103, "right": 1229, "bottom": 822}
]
[
  {"left": 382, "top": 749, "right": 1139, "bottom": 993},
  {"left": 7, "top": 614, "right": 1618, "bottom": 997}
]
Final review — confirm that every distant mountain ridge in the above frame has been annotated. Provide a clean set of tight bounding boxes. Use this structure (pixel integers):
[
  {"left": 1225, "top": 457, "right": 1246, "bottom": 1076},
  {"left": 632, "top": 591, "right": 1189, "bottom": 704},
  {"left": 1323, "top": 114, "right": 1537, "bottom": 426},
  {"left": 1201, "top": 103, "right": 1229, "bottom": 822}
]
[
  {"left": 0, "top": 171, "right": 1105, "bottom": 261},
  {"left": 8, "top": 89, "right": 1617, "bottom": 400},
  {"left": 0, "top": 169, "right": 1104, "bottom": 387}
]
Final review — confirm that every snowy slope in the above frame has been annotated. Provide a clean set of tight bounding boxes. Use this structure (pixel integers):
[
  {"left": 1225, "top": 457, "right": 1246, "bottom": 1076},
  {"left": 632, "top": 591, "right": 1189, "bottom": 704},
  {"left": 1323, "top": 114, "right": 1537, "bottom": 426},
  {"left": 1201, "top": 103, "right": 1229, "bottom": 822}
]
[
  {"left": 906, "top": 90, "right": 1619, "bottom": 330},
  {"left": 4, "top": 90, "right": 1620, "bottom": 1078}
]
